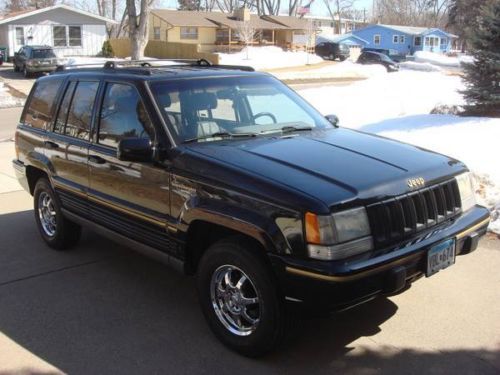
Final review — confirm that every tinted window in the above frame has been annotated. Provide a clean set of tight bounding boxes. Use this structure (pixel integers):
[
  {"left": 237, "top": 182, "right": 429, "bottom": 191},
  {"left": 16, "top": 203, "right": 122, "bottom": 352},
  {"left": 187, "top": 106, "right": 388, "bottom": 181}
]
[
  {"left": 24, "top": 79, "right": 63, "bottom": 129},
  {"left": 64, "top": 81, "right": 99, "bottom": 140},
  {"left": 54, "top": 81, "right": 77, "bottom": 134},
  {"left": 32, "top": 49, "right": 56, "bottom": 59},
  {"left": 98, "top": 83, "right": 154, "bottom": 148}
]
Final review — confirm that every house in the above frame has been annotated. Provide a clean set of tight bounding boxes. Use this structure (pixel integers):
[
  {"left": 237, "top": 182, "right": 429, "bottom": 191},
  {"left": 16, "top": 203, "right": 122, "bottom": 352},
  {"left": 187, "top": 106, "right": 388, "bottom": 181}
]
[
  {"left": 0, "top": 4, "right": 117, "bottom": 58},
  {"left": 149, "top": 8, "right": 315, "bottom": 50},
  {"left": 305, "top": 15, "right": 366, "bottom": 36},
  {"left": 352, "top": 24, "right": 457, "bottom": 55}
]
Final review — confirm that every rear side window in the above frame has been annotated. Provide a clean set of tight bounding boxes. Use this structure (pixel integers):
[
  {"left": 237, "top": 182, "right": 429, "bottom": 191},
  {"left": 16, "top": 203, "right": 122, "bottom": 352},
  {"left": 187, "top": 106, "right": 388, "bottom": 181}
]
[
  {"left": 98, "top": 83, "right": 154, "bottom": 148},
  {"left": 65, "top": 81, "right": 99, "bottom": 140},
  {"left": 53, "top": 81, "right": 98, "bottom": 140},
  {"left": 24, "top": 79, "right": 62, "bottom": 130}
]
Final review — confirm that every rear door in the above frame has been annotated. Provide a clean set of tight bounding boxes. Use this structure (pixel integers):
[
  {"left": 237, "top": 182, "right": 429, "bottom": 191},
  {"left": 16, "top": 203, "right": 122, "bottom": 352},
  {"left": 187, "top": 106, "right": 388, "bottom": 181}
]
[{"left": 47, "top": 79, "right": 100, "bottom": 217}]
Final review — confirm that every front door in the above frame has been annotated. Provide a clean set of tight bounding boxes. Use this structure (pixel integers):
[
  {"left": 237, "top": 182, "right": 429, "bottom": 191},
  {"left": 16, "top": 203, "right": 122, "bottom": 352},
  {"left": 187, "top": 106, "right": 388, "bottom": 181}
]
[
  {"left": 47, "top": 79, "right": 100, "bottom": 217},
  {"left": 88, "top": 81, "right": 172, "bottom": 254}
]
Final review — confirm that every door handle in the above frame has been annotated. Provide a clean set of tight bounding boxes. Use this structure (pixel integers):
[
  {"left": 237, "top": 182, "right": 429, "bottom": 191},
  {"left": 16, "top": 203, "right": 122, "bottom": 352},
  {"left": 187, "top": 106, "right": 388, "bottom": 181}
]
[
  {"left": 88, "top": 155, "right": 106, "bottom": 164},
  {"left": 44, "top": 140, "right": 59, "bottom": 149}
]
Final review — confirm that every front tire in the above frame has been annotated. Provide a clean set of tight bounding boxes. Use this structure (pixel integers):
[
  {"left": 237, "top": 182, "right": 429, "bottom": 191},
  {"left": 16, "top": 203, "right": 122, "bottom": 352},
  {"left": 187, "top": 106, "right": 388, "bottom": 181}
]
[
  {"left": 33, "top": 178, "right": 81, "bottom": 250},
  {"left": 197, "top": 237, "right": 286, "bottom": 357},
  {"left": 23, "top": 65, "right": 31, "bottom": 78}
]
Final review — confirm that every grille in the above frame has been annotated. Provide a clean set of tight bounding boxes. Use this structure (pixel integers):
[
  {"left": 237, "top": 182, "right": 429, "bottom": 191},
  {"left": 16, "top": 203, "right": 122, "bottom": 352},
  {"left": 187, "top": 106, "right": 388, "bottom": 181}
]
[{"left": 366, "top": 179, "right": 461, "bottom": 248}]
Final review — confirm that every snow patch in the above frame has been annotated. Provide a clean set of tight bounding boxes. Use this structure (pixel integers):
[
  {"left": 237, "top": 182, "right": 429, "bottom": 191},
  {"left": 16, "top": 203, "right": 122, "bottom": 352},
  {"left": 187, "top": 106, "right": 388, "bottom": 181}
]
[
  {"left": 0, "top": 81, "right": 23, "bottom": 108},
  {"left": 217, "top": 46, "right": 324, "bottom": 70},
  {"left": 400, "top": 61, "right": 442, "bottom": 72},
  {"left": 413, "top": 51, "right": 472, "bottom": 68},
  {"left": 272, "top": 60, "right": 387, "bottom": 80}
]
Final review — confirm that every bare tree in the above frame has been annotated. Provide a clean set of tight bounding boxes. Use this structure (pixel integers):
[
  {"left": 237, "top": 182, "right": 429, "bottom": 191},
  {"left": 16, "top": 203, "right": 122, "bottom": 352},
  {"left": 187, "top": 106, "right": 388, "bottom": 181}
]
[
  {"left": 126, "top": 0, "right": 150, "bottom": 59},
  {"left": 304, "top": 17, "right": 317, "bottom": 64},
  {"left": 235, "top": 20, "right": 256, "bottom": 59},
  {"left": 373, "top": 0, "right": 451, "bottom": 27},
  {"left": 323, "top": 0, "right": 356, "bottom": 34}
]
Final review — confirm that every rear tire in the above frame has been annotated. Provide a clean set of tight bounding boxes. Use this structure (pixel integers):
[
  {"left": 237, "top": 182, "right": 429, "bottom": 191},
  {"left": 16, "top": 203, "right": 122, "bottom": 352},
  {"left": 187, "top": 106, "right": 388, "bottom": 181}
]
[
  {"left": 33, "top": 178, "right": 81, "bottom": 250},
  {"left": 196, "top": 237, "right": 286, "bottom": 357}
]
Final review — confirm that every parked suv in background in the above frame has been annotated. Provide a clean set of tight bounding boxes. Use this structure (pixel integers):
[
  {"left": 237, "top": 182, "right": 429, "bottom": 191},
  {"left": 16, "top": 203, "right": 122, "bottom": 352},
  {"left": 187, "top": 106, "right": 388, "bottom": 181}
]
[
  {"left": 13, "top": 45, "right": 59, "bottom": 77},
  {"left": 315, "top": 42, "right": 350, "bottom": 61},
  {"left": 357, "top": 51, "right": 400, "bottom": 72},
  {"left": 13, "top": 60, "right": 490, "bottom": 356}
]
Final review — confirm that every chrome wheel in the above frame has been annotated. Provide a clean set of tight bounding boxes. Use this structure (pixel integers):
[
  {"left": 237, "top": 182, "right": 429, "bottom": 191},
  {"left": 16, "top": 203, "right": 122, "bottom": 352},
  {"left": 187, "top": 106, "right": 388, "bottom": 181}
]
[
  {"left": 38, "top": 192, "right": 57, "bottom": 237},
  {"left": 210, "top": 265, "right": 260, "bottom": 336}
]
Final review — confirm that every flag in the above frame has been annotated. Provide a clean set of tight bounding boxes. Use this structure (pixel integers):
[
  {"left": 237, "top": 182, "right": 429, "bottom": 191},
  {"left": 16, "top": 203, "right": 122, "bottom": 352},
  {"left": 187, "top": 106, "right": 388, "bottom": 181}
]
[{"left": 297, "top": 1, "right": 314, "bottom": 15}]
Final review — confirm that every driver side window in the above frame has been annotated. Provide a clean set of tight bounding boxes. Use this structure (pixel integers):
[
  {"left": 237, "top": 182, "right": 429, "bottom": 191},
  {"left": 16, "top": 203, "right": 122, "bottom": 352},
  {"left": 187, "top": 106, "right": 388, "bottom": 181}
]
[{"left": 98, "top": 83, "right": 154, "bottom": 148}]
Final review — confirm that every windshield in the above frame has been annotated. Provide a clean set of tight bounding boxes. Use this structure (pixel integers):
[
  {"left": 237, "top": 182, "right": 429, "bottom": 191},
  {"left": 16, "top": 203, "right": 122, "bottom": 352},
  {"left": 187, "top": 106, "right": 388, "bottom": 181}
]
[
  {"left": 32, "top": 49, "right": 56, "bottom": 59},
  {"left": 150, "top": 75, "right": 332, "bottom": 143}
]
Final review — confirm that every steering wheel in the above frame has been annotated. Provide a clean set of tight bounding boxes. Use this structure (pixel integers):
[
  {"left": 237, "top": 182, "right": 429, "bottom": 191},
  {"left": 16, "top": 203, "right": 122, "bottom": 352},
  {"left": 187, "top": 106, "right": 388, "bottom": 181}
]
[{"left": 252, "top": 112, "right": 277, "bottom": 124}]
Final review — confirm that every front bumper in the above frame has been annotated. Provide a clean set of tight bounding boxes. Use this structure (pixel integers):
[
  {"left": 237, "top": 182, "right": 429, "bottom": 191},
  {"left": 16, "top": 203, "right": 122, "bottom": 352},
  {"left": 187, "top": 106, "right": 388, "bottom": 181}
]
[{"left": 271, "top": 205, "right": 490, "bottom": 312}]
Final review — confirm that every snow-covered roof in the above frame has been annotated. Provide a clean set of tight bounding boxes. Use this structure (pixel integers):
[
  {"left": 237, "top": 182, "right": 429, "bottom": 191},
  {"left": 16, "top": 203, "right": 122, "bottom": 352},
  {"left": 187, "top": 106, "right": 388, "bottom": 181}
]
[
  {"left": 0, "top": 4, "right": 117, "bottom": 25},
  {"left": 329, "top": 33, "right": 369, "bottom": 44},
  {"left": 377, "top": 24, "right": 458, "bottom": 38}
]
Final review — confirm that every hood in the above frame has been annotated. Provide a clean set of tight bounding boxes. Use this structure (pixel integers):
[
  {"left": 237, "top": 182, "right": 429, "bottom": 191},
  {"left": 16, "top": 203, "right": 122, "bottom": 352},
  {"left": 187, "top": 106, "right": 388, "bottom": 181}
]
[{"left": 180, "top": 128, "right": 465, "bottom": 212}]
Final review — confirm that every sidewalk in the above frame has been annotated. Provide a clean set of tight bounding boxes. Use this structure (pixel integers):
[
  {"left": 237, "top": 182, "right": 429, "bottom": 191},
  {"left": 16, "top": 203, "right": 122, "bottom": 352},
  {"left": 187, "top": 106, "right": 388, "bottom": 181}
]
[{"left": 0, "top": 140, "right": 22, "bottom": 195}]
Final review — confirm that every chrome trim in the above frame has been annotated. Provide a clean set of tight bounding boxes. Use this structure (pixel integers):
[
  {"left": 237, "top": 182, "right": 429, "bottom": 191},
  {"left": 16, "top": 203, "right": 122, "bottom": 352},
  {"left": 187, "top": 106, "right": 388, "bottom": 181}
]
[{"left": 456, "top": 217, "right": 490, "bottom": 240}]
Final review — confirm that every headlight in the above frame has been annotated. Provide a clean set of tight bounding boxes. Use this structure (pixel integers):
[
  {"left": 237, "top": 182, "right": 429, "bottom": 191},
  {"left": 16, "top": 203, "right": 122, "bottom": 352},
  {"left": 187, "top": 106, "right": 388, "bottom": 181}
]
[
  {"left": 305, "top": 207, "right": 373, "bottom": 260},
  {"left": 455, "top": 172, "right": 476, "bottom": 212}
]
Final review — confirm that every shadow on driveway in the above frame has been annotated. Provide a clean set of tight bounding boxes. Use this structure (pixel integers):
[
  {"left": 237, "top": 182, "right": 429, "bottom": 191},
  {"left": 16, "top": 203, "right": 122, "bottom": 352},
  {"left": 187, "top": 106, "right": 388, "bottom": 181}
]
[{"left": 0, "top": 210, "right": 498, "bottom": 374}]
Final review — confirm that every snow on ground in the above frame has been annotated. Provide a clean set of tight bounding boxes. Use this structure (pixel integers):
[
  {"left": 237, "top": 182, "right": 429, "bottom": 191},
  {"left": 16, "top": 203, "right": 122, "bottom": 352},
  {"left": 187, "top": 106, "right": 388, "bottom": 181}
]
[
  {"left": 298, "top": 70, "right": 463, "bottom": 127},
  {"left": 413, "top": 51, "right": 473, "bottom": 67},
  {"left": 399, "top": 60, "right": 443, "bottom": 72},
  {"left": 297, "top": 70, "right": 500, "bottom": 233},
  {"left": 272, "top": 60, "right": 387, "bottom": 80},
  {"left": 217, "top": 46, "right": 323, "bottom": 70}
]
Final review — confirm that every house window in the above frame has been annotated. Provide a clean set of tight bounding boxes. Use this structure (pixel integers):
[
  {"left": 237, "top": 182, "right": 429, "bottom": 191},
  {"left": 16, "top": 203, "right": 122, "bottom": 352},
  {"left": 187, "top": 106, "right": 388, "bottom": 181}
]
[
  {"left": 153, "top": 27, "right": 161, "bottom": 40},
  {"left": 374, "top": 34, "right": 381, "bottom": 45},
  {"left": 393, "top": 35, "right": 398, "bottom": 43},
  {"left": 440, "top": 38, "right": 447, "bottom": 45},
  {"left": 15, "top": 27, "right": 25, "bottom": 45},
  {"left": 53, "top": 26, "right": 82, "bottom": 47},
  {"left": 414, "top": 36, "right": 421, "bottom": 46},
  {"left": 53, "top": 26, "right": 67, "bottom": 46},
  {"left": 399, "top": 35, "right": 405, "bottom": 44},
  {"left": 216, "top": 28, "right": 229, "bottom": 43},
  {"left": 69, "top": 26, "right": 82, "bottom": 47},
  {"left": 180, "top": 27, "right": 198, "bottom": 40}
]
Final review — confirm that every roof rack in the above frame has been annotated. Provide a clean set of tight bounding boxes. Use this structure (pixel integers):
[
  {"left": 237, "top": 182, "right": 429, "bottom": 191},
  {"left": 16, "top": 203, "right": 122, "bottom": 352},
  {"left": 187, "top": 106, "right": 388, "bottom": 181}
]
[{"left": 54, "top": 58, "right": 255, "bottom": 73}]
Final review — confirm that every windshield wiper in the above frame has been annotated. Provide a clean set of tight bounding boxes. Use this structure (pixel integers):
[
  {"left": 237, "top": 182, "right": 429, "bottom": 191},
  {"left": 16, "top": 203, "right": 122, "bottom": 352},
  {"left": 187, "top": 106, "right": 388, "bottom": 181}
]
[
  {"left": 280, "top": 125, "right": 313, "bottom": 133},
  {"left": 183, "top": 131, "right": 256, "bottom": 144}
]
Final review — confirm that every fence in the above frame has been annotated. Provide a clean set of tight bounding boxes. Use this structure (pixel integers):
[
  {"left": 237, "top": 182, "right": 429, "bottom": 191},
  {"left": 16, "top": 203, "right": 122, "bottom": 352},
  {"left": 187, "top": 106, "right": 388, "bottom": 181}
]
[{"left": 109, "top": 39, "right": 220, "bottom": 64}]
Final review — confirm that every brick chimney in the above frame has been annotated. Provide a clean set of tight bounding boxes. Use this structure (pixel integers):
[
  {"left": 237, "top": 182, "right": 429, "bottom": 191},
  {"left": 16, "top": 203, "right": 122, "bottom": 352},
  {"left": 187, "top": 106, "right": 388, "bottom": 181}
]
[{"left": 234, "top": 7, "right": 250, "bottom": 22}]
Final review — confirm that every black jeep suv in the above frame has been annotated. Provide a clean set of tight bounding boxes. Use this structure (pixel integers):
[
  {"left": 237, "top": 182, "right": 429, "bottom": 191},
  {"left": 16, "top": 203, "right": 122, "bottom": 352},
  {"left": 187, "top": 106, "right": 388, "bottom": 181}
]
[{"left": 13, "top": 60, "right": 490, "bottom": 356}]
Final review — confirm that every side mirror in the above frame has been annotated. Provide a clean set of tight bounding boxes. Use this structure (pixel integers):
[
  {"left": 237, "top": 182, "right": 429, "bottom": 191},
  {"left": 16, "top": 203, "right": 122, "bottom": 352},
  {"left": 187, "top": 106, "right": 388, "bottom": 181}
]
[
  {"left": 325, "top": 114, "right": 339, "bottom": 127},
  {"left": 117, "top": 138, "right": 153, "bottom": 162}
]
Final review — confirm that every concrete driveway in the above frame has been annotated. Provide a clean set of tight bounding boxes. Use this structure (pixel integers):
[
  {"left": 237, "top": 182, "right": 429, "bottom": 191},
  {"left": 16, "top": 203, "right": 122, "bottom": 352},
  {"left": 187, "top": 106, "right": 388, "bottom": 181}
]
[
  {"left": 0, "top": 137, "right": 499, "bottom": 374},
  {"left": 0, "top": 64, "right": 36, "bottom": 97}
]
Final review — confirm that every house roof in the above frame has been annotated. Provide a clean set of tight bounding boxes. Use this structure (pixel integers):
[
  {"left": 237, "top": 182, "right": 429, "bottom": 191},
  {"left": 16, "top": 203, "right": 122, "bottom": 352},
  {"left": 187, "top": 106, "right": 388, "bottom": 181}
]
[
  {"left": 374, "top": 24, "right": 458, "bottom": 38},
  {"left": 0, "top": 4, "right": 117, "bottom": 25},
  {"left": 151, "top": 9, "right": 218, "bottom": 27},
  {"left": 206, "top": 13, "right": 289, "bottom": 30},
  {"left": 329, "top": 33, "right": 369, "bottom": 44},
  {"left": 262, "top": 15, "right": 310, "bottom": 30}
]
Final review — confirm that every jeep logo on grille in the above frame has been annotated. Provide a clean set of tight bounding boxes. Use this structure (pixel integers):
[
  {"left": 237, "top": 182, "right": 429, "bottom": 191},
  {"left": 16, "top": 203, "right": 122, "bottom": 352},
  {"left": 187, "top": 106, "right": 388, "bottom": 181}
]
[{"left": 407, "top": 177, "right": 425, "bottom": 189}]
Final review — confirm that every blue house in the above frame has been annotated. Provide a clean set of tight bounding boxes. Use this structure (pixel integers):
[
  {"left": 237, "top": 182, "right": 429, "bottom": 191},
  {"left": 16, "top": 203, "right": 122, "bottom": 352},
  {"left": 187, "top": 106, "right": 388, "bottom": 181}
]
[{"left": 352, "top": 24, "right": 457, "bottom": 55}]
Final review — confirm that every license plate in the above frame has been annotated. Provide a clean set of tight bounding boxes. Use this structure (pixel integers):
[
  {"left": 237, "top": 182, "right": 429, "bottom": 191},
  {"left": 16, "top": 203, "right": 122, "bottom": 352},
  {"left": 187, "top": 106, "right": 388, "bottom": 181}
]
[{"left": 426, "top": 238, "right": 456, "bottom": 277}]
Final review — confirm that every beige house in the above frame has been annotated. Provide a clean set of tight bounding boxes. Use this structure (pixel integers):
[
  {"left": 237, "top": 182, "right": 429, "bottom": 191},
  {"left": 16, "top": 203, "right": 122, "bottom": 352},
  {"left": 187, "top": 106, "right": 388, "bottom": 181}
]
[{"left": 149, "top": 9, "right": 314, "bottom": 51}]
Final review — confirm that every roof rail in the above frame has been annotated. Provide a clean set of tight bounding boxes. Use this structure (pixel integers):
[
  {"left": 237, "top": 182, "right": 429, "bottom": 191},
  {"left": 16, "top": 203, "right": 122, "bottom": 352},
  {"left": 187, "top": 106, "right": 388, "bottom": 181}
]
[{"left": 54, "top": 58, "right": 255, "bottom": 73}]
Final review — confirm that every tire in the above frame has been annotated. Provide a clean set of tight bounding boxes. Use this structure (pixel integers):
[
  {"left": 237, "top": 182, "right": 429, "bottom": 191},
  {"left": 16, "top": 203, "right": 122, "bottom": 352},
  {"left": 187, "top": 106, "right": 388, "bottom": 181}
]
[
  {"left": 339, "top": 56, "right": 347, "bottom": 61},
  {"left": 196, "top": 237, "right": 286, "bottom": 357},
  {"left": 13, "top": 63, "right": 19, "bottom": 72},
  {"left": 23, "top": 65, "right": 30, "bottom": 78},
  {"left": 329, "top": 53, "right": 335, "bottom": 61},
  {"left": 33, "top": 178, "right": 81, "bottom": 250}
]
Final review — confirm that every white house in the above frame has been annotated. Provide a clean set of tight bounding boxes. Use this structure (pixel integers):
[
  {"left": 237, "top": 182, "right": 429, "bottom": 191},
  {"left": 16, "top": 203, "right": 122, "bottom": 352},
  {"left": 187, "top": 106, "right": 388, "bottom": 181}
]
[{"left": 0, "top": 4, "right": 116, "bottom": 58}]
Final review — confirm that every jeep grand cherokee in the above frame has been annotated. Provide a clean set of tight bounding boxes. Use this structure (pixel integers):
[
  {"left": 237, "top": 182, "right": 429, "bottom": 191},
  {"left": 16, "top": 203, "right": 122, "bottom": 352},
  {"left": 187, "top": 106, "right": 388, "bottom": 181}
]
[{"left": 12, "top": 59, "right": 490, "bottom": 357}]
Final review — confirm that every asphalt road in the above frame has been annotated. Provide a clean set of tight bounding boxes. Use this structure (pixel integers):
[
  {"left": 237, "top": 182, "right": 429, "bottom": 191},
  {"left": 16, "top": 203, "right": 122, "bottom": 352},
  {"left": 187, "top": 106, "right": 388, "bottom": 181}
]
[{"left": 0, "top": 188, "right": 499, "bottom": 374}]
